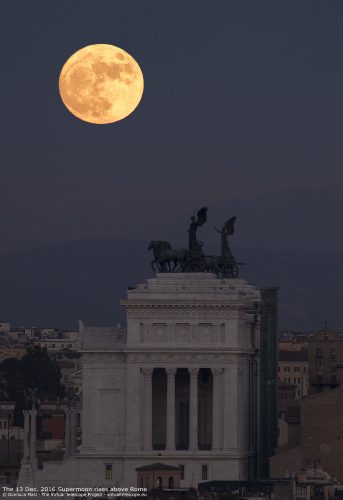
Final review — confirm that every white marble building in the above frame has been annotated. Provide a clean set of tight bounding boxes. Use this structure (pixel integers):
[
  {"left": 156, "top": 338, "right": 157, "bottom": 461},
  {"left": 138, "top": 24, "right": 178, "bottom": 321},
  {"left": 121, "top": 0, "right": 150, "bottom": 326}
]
[{"left": 29, "top": 272, "right": 261, "bottom": 490}]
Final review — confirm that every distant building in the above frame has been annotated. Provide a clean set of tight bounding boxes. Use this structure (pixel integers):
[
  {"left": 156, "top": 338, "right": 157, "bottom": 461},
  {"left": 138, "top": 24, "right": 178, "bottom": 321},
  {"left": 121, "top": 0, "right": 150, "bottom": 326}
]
[
  {"left": 0, "top": 401, "right": 77, "bottom": 473},
  {"left": 278, "top": 349, "right": 309, "bottom": 399},
  {"left": 0, "top": 322, "right": 11, "bottom": 333},
  {"left": 308, "top": 325, "right": 343, "bottom": 394},
  {"left": 55, "top": 356, "right": 82, "bottom": 396},
  {"left": 279, "top": 330, "right": 314, "bottom": 349},
  {"left": 0, "top": 344, "right": 27, "bottom": 362},
  {"left": 200, "top": 472, "right": 343, "bottom": 500},
  {"left": 35, "top": 338, "right": 78, "bottom": 352},
  {"left": 277, "top": 404, "right": 300, "bottom": 449},
  {"left": 277, "top": 380, "right": 296, "bottom": 411},
  {"left": 271, "top": 383, "right": 343, "bottom": 482}
]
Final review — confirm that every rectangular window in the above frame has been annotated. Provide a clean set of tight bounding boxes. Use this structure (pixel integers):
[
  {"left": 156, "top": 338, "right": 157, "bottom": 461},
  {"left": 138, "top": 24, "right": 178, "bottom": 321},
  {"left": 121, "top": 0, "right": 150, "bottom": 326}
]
[
  {"left": 295, "top": 486, "right": 306, "bottom": 498},
  {"left": 105, "top": 464, "right": 112, "bottom": 480},
  {"left": 179, "top": 464, "right": 185, "bottom": 480},
  {"left": 201, "top": 465, "right": 208, "bottom": 481}
]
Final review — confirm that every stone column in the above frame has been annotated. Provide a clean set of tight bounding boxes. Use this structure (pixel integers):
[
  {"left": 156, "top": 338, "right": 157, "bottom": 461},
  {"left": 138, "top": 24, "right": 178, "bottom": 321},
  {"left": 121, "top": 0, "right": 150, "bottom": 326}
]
[
  {"left": 189, "top": 368, "right": 199, "bottom": 450},
  {"left": 23, "top": 410, "right": 30, "bottom": 459},
  {"left": 223, "top": 365, "right": 238, "bottom": 449},
  {"left": 142, "top": 368, "right": 153, "bottom": 450},
  {"left": 212, "top": 368, "right": 223, "bottom": 450},
  {"left": 29, "top": 407, "right": 38, "bottom": 470},
  {"left": 70, "top": 408, "right": 77, "bottom": 453},
  {"left": 64, "top": 408, "right": 71, "bottom": 457},
  {"left": 166, "top": 368, "right": 176, "bottom": 450},
  {"left": 125, "top": 364, "right": 141, "bottom": 451}
]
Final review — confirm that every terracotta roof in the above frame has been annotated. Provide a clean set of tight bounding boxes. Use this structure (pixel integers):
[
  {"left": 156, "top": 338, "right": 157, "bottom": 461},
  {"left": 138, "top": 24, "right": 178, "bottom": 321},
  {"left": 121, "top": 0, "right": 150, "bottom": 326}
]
[{"left": 136, "top": 463, "right": 181, "bottom": 471}]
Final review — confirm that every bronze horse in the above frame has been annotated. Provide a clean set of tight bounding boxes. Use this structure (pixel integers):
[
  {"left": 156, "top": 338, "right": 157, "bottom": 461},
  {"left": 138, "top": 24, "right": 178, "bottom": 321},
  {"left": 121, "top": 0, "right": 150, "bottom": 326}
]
[{"left": 148, "top": 241, "right": 188, "bottom": 272}]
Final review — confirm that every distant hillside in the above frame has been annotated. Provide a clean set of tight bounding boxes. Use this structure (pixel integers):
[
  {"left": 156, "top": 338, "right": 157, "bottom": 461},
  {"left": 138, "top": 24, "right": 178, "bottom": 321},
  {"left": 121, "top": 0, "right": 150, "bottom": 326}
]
[
  {"left": 171, "top": 187, "right": 343, "bottom": 253},
  {"left": 0, "top": 239, "right": 342, "bottom": 331},
  {"left": 1, "top": 186, "right": 343, "bottom": 255}
]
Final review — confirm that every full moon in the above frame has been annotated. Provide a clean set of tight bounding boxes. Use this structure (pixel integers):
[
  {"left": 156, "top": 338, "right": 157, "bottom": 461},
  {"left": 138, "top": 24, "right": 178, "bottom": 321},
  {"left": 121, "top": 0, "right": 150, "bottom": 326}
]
[{"left": 59, "top": 44, "right": 144, "bottom": 124}]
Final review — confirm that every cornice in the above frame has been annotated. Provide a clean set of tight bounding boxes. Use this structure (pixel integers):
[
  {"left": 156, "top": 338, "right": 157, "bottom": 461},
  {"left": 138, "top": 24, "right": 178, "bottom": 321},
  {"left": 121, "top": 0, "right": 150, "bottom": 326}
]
[{"left": 122, "top": 300, "right": 250, "bottom": 309}]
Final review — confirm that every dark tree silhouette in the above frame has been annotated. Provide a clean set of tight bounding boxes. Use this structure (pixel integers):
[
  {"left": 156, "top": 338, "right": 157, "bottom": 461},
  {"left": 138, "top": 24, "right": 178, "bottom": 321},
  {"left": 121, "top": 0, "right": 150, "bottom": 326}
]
[{"left": 0, "top": 346, "right": 65, "bottom": 425}]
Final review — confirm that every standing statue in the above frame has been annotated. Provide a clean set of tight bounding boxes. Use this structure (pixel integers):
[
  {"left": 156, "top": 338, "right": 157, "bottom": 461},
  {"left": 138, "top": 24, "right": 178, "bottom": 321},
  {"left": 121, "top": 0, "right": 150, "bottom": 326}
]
[
  {"left": 188, "top": 207, "right": 208, "bottom": 254},
  {"left": 215, "top": 216, "right": 240, "bottom": 278},
  {"left": 215, "top": 216, "right": 236, "bottom": 260}
]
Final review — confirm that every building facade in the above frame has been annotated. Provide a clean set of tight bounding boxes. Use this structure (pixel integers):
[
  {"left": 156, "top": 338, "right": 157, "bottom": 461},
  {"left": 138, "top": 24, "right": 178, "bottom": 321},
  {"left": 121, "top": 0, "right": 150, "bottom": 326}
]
[
  {"left": 308, "top": 326, "right": 343, "bottom": 394},
  {"left": 278, "top": 349, "right": 309, "bottom": 399},
  {"left": 27, "top": 272, "right": 266, "bottom": 490},
  {"left": 270, "top": 385, "right": 343, "bottom": 482}
]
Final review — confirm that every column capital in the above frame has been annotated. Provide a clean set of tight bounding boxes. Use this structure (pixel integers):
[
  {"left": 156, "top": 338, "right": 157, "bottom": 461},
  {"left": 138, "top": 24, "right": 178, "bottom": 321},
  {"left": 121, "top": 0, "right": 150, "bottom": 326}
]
[
  {"left": 166, "top": 367, "right": 177, "bottom": 376},
  {"left": 142, "top": 367, "right": 154, "bottom": 376},
  {"left": 188, "top": 368, "right": 199, "bottom": 377},
  {"left": 211, "top": 367, "right": 224, "bottom": 376}
]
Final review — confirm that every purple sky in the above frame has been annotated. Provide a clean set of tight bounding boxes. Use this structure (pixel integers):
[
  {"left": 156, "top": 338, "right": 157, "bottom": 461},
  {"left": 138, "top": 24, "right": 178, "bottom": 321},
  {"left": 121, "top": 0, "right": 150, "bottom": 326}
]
[{"left": 1, "top": 1, "right": 343, "bottom": 253}]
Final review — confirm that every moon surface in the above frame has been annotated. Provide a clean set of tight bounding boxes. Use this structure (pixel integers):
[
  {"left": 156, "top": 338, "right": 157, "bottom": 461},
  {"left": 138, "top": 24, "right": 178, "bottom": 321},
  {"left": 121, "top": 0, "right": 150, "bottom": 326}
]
[{"left": 59, "top": 44, "right": 144, "bottom": 124}]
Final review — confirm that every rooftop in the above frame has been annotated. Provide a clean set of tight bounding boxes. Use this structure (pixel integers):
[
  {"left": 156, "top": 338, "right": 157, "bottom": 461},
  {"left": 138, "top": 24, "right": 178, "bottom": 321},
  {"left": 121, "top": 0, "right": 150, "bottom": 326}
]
[
  {"left": 136, "top": 463, "right": 181, "bottom": 471},
  {"left": 279, "top": 350, "right": 309, "bottom": 362}
]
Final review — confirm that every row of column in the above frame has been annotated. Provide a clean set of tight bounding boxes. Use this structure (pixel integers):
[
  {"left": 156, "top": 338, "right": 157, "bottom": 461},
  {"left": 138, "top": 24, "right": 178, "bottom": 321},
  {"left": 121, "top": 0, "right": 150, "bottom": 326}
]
[
  {"left": 142, "top": 367, "right": 224, "bottom": 451},
  {"left": 22, "top": 406, "right": 79, "bottom": 466}
]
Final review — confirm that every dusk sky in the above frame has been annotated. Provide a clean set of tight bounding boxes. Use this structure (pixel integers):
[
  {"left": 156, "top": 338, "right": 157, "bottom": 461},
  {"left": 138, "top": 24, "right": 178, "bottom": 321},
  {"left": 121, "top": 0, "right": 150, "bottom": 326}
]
[{"left": 1, "top": 2, "right": 343, "bottom": 253}]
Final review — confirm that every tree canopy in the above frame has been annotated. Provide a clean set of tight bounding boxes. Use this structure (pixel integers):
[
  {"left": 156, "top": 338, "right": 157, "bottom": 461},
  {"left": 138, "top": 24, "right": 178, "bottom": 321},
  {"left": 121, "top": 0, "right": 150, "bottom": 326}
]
[{"left": 0, "top": 346, "right": 65, "bottom": 425}]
